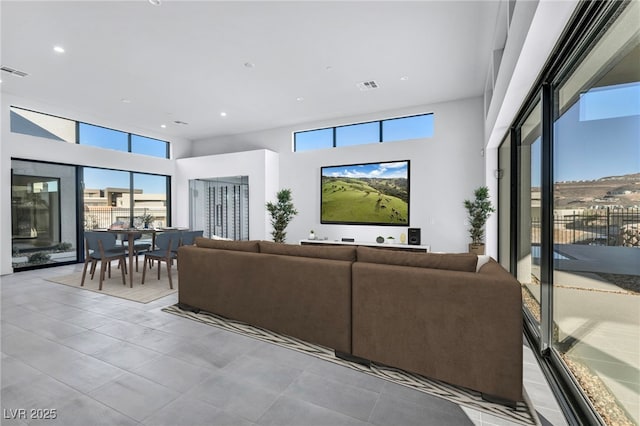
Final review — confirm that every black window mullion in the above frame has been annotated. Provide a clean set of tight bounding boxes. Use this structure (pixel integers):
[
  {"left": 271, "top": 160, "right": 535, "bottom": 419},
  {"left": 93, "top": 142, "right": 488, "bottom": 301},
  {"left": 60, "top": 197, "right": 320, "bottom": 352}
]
[
  {"left": 129, "top": 172, "right": 135, "bottom": 227},
  {"left": 540, "top": 83, "right": 554, "bottom": 355}
]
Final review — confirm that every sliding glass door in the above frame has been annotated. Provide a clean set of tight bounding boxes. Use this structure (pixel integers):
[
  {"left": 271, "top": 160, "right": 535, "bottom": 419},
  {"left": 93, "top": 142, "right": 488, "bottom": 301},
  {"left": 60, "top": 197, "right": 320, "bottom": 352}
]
[
  {"left": 11, "top": 160, "right": 78, "bottom": 270},
  {"left": 551, "top": 3, "right": 640, "bottom": 423},
  {"left": 500, "top": 2, "right": 639, "bottom": 424}
]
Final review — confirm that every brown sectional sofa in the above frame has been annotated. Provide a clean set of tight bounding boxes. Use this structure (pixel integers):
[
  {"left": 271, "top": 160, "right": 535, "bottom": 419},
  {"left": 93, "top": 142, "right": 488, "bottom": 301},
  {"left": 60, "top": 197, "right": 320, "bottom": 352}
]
[{"left": 177, "top": 238, "right": 523, "bottom": 404}]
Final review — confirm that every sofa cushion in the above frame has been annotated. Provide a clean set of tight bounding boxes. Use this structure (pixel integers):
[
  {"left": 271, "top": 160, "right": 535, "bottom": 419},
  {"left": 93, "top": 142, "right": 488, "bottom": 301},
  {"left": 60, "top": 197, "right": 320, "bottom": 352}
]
[
  {"left": 195, "top": 237, "right": 260, "bottom": 252},
  {"left": 259, "top": 241, "right": 357, "bottom": 262},
  {"left": 356, "top": 246, "right": 477, "bottom": 272}
]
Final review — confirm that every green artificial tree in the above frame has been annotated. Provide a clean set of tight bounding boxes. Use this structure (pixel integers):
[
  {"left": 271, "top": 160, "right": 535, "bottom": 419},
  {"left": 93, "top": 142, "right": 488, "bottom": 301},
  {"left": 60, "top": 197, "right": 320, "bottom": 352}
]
[
  {"left": 463, "top": 186, "right": 495, "bottom": 253},
  {"left": 266, "top": 189, "right": 298, "bottom": 243}
]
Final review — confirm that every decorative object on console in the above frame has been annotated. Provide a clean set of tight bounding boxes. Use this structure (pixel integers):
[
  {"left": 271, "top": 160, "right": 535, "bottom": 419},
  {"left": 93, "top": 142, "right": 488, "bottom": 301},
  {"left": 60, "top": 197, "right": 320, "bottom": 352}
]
[
  {"left": 321, "top": 160, "right": 410, "bottom": 226},
  {"left": 386, "top": 236, "right": 395, "bottom": 244},
  {"left": 266, "top": 188, "right": 298, "bottom": 243},
  {"left": 308, "top": 230, "right": 316, "bottom": 240},
  {"left": 463, "top": 186, "right": 495, "bottom": 255},
  {"left": 400, "top": 233, "right": 406, "bottom": 244},
  {"left": 376, "top": 236, "right": 385, "bottom": 243},
  {"left": 408, "top": 227, "right": 421, "bottom": 245},
  {"left": 341, "top": 238, "right": 355, "bottom": 242}
]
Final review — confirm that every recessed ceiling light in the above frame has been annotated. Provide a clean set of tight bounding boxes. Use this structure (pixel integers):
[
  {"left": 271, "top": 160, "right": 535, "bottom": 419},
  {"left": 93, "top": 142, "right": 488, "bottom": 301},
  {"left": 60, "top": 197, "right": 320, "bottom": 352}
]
[
  {"left": 160, "top": 124, "right": 167, "bottom": 128},
  {"left": 400, "top": 76, "right": 409, "bottom": 81},
  {"left": 325, "top": 66, "right": 333, "bottom": 71},
  {"left": 220, "top": 112, "right": 227, "bottom": 117},
  {"left": 296, "top": 97, "right": 304, "bottom": 102},
  {"left": 53, "top": 46, "right": 65, "bottom": 53},
  {"left": 244, "top": 62, "right": 255, "bottom": 68},
  {"left": 121, "top": 98, "right": 131, "bottom": 104},
  {"left": 148, "top": 0, "right": 161, "bottom": 5}
]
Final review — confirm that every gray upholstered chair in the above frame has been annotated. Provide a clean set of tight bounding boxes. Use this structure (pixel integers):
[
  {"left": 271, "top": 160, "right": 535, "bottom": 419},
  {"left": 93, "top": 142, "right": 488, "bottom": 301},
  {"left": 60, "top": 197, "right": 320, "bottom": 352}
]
[
  {"left": 81, "top": 231, "right": 127, "bottom": 290},
  {"left": 142, "top": 231, "right": 179, "bottom": 289}
]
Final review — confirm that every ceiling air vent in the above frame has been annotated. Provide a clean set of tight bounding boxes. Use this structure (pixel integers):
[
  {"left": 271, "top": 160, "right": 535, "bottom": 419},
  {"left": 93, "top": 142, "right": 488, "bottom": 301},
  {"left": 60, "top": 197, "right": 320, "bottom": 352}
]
[
  {"left": 356, "top": 80, "right": 379, "bottom": 91},
  {"left": 173, "top": 120, "right": 189, "bottom": 125},
  {"left": 1, "top": 66, "right": 29, "bottom": 77}
]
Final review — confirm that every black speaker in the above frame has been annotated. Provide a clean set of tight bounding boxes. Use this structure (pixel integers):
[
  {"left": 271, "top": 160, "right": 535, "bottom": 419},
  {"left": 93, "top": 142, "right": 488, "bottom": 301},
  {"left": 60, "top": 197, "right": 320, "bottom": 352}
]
[{"left": 408, "top": 228, "right": 421, "bottom": 245}]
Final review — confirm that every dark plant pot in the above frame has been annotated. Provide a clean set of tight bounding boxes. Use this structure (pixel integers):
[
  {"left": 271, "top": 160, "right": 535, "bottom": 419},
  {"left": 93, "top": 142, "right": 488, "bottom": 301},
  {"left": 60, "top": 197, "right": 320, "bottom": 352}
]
[{"left": 469, "top": 243, "right": 485, "bottom": 255}]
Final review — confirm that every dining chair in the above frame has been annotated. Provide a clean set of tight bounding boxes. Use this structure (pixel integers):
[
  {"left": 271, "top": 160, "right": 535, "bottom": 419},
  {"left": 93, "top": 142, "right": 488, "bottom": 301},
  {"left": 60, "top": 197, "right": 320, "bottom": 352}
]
[
  {"left": 173, "top": 230, "right": 204, "bottom": 253},
  {"left": 81, "top": 231, "right": 128, "bottom": 290},
  {"left": 141, "top": 231, "right": 179, "bottom": 289},
  {"left": 121, "top": 232, "right": 151, "bottom": 272}
]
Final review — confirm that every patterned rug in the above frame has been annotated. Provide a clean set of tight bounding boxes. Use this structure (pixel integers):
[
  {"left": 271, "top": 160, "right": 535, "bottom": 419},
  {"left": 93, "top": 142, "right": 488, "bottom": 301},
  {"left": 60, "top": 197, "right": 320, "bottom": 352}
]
[{"left": 162, "top": 304, "right": 539, "bottom": 425}]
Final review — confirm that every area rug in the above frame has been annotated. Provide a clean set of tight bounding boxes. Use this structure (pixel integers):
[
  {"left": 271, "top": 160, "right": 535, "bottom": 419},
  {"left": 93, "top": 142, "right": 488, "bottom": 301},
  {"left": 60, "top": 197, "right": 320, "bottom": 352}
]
[
  {"left": 162, "top": 304, "right": 539, "bottom": 425},
  {"left": 47, "top": 268, "right": 178, "bottom": 303}
]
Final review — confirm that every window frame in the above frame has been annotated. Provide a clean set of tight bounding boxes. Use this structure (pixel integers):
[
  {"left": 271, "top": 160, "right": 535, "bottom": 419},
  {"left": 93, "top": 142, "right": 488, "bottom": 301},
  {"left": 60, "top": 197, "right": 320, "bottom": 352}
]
[{"left": 293, "top": 112, "right": 434, "bottom": 152}]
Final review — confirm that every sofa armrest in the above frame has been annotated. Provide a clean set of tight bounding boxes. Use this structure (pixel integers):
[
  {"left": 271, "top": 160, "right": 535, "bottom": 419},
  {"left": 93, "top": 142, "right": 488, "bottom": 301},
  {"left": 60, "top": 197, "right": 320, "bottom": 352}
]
[{"left": 352, "top": 260, "right": 523, "bottom": 402}]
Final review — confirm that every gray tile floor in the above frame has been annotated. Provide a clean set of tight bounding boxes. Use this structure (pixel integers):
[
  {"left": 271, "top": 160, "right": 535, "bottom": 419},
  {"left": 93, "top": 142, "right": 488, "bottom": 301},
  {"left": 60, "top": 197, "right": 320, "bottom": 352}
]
[{"left": 1, "top": 264, "right": 567, "bottom": 426}]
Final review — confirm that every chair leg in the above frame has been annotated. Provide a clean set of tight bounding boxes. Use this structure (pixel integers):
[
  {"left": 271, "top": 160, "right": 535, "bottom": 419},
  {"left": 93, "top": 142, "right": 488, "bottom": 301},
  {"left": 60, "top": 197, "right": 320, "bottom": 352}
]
[
  {"left": 141, "top": 256, "right": 148, "bottom": 284},
  {"left": 90, "top": 261, "right": 97, "bottom": 279},
  {"left": 166, "top": 260, "right": 173, "bottom": 290},
  {"left": 80, "top": 259, "right": 90, "bottom": 287},
  {"left": 99, "top": 261, "right": 107, "bottom": 291},
  {"left": 108, "top": 261, "right": 112, "bottom": 279},
  {"left": 157, "top": 259, "right": 161, "bottom": 280},
  {"left": 119, "top": 258, "right": 126, "bottom": 285}
]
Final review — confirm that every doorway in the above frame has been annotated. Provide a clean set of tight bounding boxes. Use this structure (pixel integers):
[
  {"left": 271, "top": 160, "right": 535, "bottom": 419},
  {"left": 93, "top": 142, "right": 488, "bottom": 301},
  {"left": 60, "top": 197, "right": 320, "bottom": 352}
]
[{"left": 189, "top": 176, "right": 249, "bottom": 240}]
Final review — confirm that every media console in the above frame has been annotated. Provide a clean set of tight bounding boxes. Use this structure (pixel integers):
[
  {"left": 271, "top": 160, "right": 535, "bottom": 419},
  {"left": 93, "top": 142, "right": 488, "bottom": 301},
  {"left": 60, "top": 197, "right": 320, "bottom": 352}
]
[{"left": 300, "top": 239, "right": 430, "bottom": 253}]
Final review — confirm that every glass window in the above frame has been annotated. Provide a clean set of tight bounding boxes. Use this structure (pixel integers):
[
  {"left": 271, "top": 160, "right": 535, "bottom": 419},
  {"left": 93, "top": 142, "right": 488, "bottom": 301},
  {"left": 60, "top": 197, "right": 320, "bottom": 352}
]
[
  {"left": 11, "top": 160, "right": 78, "bottom": 270},
  {"left": 82, "top": 168, "right": 131, "bottom": 228},
  {"left": 335, "top": 122, "right": 379, "bottom": 147},
  {"left": 518, "top": 99, "right": 542, "bottom": 329},
  {"left": 78, "top": 123, "right": 128, "bottom": 152},
  {"left": 382, "top": 114, "right": 434, "bottom": 141},
  {"left": 294, "top": 128, "right": 334, "bottom": 152},
  {"left": 131, "top": 134, "right": 169, "bottom": 158},
  {"left": 10, "top": 106, "right": 76, "bottom": 143},
  {"left": 82, "top": 167, "right": 170, "bottom": 231},
  {"left": 133, "top": 173, "right": 169, "bottom": 229},
  {"left": 551, "top": 3, "right": 639, "bottom": 424},
  {"left": 293, "top": 113, "right": 434, "bottom": 152}
]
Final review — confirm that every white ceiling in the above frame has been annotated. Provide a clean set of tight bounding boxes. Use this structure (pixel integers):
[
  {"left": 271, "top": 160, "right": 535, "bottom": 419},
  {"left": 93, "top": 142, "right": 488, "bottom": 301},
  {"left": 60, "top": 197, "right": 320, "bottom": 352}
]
[{"left": 1, "top": 1, "right": 500, "bottom": 142}]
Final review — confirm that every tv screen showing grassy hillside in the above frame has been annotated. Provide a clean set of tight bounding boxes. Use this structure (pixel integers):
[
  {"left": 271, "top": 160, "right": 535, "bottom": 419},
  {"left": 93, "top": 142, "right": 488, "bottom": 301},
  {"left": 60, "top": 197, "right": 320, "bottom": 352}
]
[{"left": 321, "top": 160, "right": 410, "bottom": 226}]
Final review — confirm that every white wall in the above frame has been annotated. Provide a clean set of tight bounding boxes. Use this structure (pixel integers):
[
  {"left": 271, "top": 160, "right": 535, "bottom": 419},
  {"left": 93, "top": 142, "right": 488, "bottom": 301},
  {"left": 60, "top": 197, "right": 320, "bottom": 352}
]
[
  {"left": 191, "top": 97, "right": 485, "bottom": 252},
  {"left": 174, "top": 150, "right": 279, "bottom": 241},
  {"left": 483, "top": 0, "right": 578, "bottom": 257},
  {"left": 0, "top": 93, "right": 190, "bottom": 275}
]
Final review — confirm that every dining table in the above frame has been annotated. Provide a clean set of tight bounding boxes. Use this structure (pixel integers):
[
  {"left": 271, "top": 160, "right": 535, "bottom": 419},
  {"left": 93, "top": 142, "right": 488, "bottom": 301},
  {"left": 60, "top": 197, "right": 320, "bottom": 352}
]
[
  {"left": 106, "top": 228, "right": 158, "bottom": 288},
  {"left": 105, "top": 227, "right": 190, "bottom": 287}
]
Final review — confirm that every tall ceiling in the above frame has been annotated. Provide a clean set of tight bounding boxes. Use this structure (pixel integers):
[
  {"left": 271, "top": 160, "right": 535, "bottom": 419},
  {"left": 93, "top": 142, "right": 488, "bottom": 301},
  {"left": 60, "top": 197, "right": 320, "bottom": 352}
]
[{"left": 1, "top": 1, "right": 500, "bottom": 142}]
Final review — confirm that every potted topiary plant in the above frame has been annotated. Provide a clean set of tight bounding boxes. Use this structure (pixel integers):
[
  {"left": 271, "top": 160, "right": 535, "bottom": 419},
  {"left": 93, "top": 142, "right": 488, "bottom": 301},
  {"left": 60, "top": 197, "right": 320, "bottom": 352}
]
[
  {"left": 266, "top": 189, "right": 298, "bottom": 243},
  {"left": 463, "top": 186, "right": 495, "bottom": 255}
]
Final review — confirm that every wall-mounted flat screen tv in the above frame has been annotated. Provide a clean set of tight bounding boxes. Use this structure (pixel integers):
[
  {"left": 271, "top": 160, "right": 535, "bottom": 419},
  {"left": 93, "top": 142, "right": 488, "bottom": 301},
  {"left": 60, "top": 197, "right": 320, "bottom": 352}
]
[{"left": 321, "top": 160, "right": 410, "bottom": 226}]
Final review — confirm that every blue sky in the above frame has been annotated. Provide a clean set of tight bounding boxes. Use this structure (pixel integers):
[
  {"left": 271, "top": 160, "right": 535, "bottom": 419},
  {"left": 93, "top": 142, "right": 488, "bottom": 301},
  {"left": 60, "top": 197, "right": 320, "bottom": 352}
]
[
  {"left": 79, "top": 124, "right": 169, "bottom": 193},
  {"left": 322, "top": 161, "right": 409, "bottom": 179},
  {"left": 530, "top": 82, "right": 639, "bottom": 186},
  {"left": 83, "top": 168, "right": 167, "bottom": 194}
]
